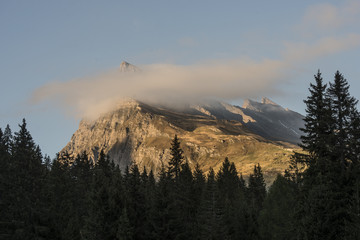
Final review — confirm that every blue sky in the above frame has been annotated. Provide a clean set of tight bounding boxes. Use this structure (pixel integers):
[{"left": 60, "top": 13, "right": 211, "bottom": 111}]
[{"left": 1, "top": 1, "right": 359, "bottom": 158}]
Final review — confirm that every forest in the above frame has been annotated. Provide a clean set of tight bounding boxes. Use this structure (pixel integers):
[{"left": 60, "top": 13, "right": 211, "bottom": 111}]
[{"left": 1, "top": 70, "right": 360, "bottom": 240}]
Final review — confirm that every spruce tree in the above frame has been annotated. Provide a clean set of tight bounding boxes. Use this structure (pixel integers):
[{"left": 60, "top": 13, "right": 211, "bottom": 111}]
[
  {"left": 300, "top": 70, "right": 331, "bottom": 158},
  {"left": 290, "top": 71, "right": 360, "bottom": 239},
  {"left": 83, "top": 150, "right": 113, "bottom": 239},
  {"left": 168, "top": 135, "right": 184, "bottom": 180},
  {"left": 9, "top": 119, "right": 48, "bottom": 239},
  {"left": 175, "top": 162, "right": 195, "bottom": 239},
  {"left": 142, "top": 169, "right": 156, "bottom": 238},
  {"left": 248, "top": 163, "right": 266, "bottom": 213},
  {"left": 327, "top": 71, "right": 358, "bottom": 168},
  {"left": 217, "top": 157, "right": 239, "bottom": 201},
  {"left": 259, "top": 174, "right": 297, "bottom": 240},
  {"left": 198, "top": 168, "right": 222, "bottom": 239},
  {"left": 193, "top": 163, "right": 206, "bottom": 238},
  {"left": 117, "top": 208, "right": 133, "bottom": 240},
  {"left": 125, "top": 164, "right": 147, "bottom": 240},
  {"left": 152, "top": 164, "right": 174, "bottom": 240},
  {"left": 216, "top": 158, "right": 248, "bottom": 239},
  {"left": 0, "top": 126, "right": 13, "bottom": 239},
  {"left": 327, "top": 71, "right": 360, "bottom": 238},
  {"left": 46, "top": 156, "right": 74, "bottom": 239},
  {"left": 247, "top": 163, "right": 266, "bottom": 240}
]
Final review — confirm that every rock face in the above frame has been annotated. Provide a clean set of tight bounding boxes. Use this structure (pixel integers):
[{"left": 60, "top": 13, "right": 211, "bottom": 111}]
[
  {"left": 61, "top": 98, "right": 304, "bottom": 184},
  {"left": 195, "top": 97, "right": 304, "bottom": 144}
]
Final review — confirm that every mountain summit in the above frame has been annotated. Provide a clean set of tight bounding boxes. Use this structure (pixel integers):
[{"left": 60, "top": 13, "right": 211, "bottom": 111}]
[
  {"left": 261, "top": 97, "right": 279, "bottom": 105},
  {"left": 61, "top": 97, "right": 303, "bottom": 183},
  {"left": 119, "top": 61, "right": 140, "bottom": 72}
]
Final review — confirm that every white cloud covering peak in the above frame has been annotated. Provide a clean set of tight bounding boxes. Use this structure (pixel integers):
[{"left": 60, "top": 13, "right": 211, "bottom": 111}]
[{"left": 30, "top": 1, "right": 360, "bottom": 120}]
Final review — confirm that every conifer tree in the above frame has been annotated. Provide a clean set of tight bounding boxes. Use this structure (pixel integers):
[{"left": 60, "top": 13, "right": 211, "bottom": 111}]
[
  {"left": 327, "top": 71, "right": 359, "bottom": 168},
  {"left": 174, "top": 161, "right": 195, "bottom": 239},
  {"left": 9, "top": 119, "right": 48, "bottom": 239},
  {"left": 259, "top": 174, "right": 297, "bottom": 240},
  {"left": 117, "top": 208, "right": 133, "bottom": 240},
  {"left": 300, "top": 70, "right": 331, "bottom": 159},
  {"left": 290, "top": 71, "right": 360, "bottom": 239},
  {"left": 152, "top": 164, "right": 174, "bottom": 240},
  {"left": 1, "top": 125, "right": 12, "bottom": 154},
  {"left": 46, "top": 156, "right": 75, "bottom": 239},
  {"left": 198, "top": 168, "right": 222, "bottom": 239},
  {"left": 109, "top": 164, "right": 125, "bottom": 239},
  {"left": 0, "top": 126, "right": 13, "bottom": 239},
  {"left": 216, "top": 158, "right": 248, "bottom": 239},
  {"left": 168, "top": 135, "right": 184, "bottom": 180},
  {"left": 142, "top": 169, "right": 157, "bottom": 238},
  {"left": 65, "top": 151, "right": 92, "bottom": 239},
  {"left": 83, "top": 150, "right": 114, "bottom": 239},
  {"left": 191, "top": 163, "right": 206, "bottom": 238},
  {"left": 327, "top": 71, "right": 360, "bottom": 238},
  {"left": 247, "top": 163, "right": 266, "bottom": 239},
  {"left": 248, "top": 163, "right": 266, "bottom": 212},
  {"left": 125, "top": 164, "right": 147, "bottom": 240},
  {"left": 217, "top": 157, "right": 239, "bottom": 201}
]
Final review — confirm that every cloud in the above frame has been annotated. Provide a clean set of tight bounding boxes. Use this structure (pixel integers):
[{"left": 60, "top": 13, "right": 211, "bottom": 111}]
[
  {"left": 31, "top": 31, "right": 360, "bottom": 120},
  {"left": 31, "top": 59, "right": 286, "bottom": 119},
  {"left": 283, "top": 34, "right": 360, "bottom": 62},
  {"left": 297, "top": 1, "right": 360, "bottom": 36},
  {"left": 31, "top": 1, "right": 360, "bottom": 120}
]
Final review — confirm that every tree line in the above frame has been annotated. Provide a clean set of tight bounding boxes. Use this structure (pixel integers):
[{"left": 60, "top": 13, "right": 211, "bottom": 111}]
[{"left": 0, "top": 70, "right": 359, "bottom": 239}]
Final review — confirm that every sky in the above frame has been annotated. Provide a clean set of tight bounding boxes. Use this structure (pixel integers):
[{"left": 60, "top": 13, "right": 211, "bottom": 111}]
[{"left": 1, "top": 0, "right": 360, "bottom": 158}]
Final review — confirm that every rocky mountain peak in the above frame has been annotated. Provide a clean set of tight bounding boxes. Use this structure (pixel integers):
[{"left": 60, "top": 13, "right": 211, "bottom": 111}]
[
  {"left": 119, "top": 61, "right": 140, "bottom": 72},
  {"left": 261, "top": 97, "right": 279, "bottom": 106},
  {"left": 61, "top": 98, "right": 304, "bottom": 184},
  {"left": 242, "top": 99, "right": 259, "bottom": 111}
]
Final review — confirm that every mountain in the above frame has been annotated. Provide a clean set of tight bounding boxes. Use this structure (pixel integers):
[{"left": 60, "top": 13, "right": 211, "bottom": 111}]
[
  {"left": 119, "top": 61, "right": 140, "bottom": 72},
  {"left": 191, "top": 97, "right": 304, "bottom": 144},
  {"left": 61, "top": 96, "right": 304, "bottom": 184}
]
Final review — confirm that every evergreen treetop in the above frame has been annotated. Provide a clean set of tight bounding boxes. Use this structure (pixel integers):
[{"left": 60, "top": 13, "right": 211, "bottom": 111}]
[{"left": 168, "top": 135, "right": 184, "bottom": 180}]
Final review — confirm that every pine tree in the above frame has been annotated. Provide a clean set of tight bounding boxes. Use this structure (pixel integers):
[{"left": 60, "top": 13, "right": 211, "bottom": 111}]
[
  {"left": 193, "top": 163, "right": 206, "bottom": 237},
  {"left": 109, "top": 164, "right": 125, "bottom": 239},
  {"left": 217, "top": 157, "right": 239, "bottom": 201},
  {"left": 117, "top": 208, "right": 133, "bottom": 240},
  {"left": 349, "top": 106, "right": 360, "bottom": 237},
  {"left": 327, "top": 71, "right": 358, "bottom": 169},
  {"left": 168, "top": 135, "right": 184, "bottom": 180},
  {"left": 327, "top": 71, "right": 360, "bottom": 238},
  {"left": 83, "top": 150, "right": 114, "bottom": 239},
  {"left": 198, "top": 168, "right": 223, "bottom": 239},
  {"left": 0, "top": 126, "right": 13, "bottom": 239},
  {"left": 247, "top": 163, "right": 266, "bottom": 240},
  {"left": 152, "top": 164, "right": 175, "bottom": 240},
  {"left": 174, "top": 161, "right": 195, "bottom": 239},
  {"left": 66, "top": 151, "right": 92, "bottom": 239},
  {"left": 125, "top": 164, "right": 147, "bottom": 240},
  {"left": 216, "top": 158, "right": 248, "bottom": 239},
  {"left": 300, "top": 70, "right": 331, "bottom": 159},
  {"left": 259, "top": 174, "right": 297, "bottom": 240},
  {"left": 142, "top": 169, "right": 156, "bottom": 238},
  {"left": 248, "top": 163, "right": 266, "bottom": 213},
  {"left": 8, "top": 119, "right": 48, "bottom": 239},
  {"left": 290, "top": 71, "right": 360, "bottom": 239},
  {"left": 46, "top": 156, "right": 74, "bottom": 239}
]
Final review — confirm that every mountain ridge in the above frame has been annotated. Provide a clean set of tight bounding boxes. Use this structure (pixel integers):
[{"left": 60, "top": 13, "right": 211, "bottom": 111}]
[
  {"left": 61, "top": 61, "right": 304, "bottom": 183},
  {"left": 61, "top": 97, "right": 303, "bottom": 184}
]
